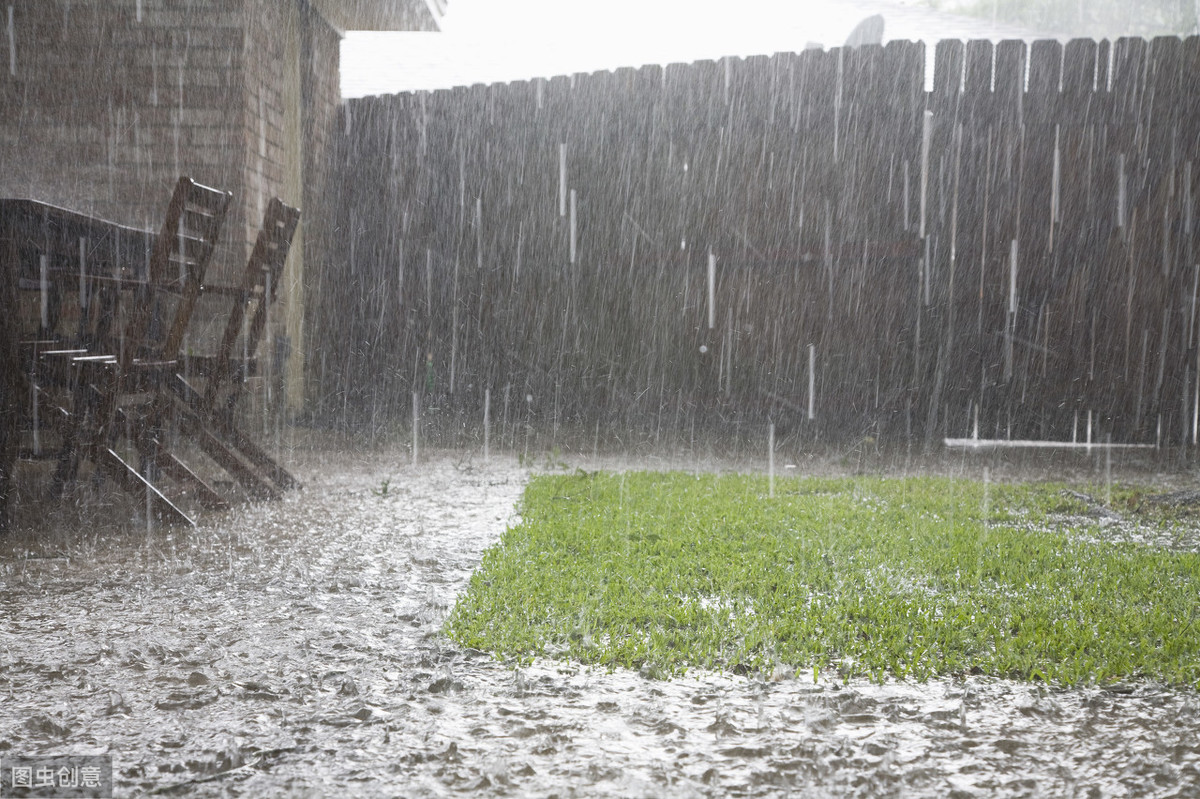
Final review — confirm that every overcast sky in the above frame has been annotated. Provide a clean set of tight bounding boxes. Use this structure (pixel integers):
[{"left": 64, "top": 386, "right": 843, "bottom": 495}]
[{"left": 340, "top": 0, "right": 1052, "bottom": 97}]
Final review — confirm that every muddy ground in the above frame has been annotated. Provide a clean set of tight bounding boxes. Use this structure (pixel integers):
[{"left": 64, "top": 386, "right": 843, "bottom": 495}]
[{"left": 2, "top": 439, "right": 1199, "bottom": 797}]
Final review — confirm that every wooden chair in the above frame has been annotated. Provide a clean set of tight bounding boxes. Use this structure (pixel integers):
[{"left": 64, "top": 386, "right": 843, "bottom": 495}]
[
  {"left": 170, "top": 197, "right": 302, "bottom": 499},
  {"left": 41, "top": 184, "right": 301, "bottom": 523},
  {"left": 48, "top": 176, "right": 232, "bottom": 525}
]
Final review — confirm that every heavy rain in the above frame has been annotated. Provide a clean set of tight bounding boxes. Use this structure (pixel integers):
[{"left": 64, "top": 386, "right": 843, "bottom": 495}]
[{"left": 3, "top": 0, "right": 1200, "bottom": 796}]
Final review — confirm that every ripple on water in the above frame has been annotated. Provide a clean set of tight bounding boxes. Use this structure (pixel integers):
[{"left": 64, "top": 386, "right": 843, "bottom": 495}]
[{"left": 1, "top": 448, "right": 1199, "bottom": 797}]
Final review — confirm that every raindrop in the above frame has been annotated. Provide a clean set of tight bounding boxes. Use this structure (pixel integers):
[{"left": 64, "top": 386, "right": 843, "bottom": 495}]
[
  {"left": 1050, "top": 124, "right": 1061, "bottom": 250},
  {"left": 1186, "top": 160, "right": 1194, "bottom": 237},
  {"left": 29, "top": 370, "right": 39, "bottom": 457},
  {"left": 558, "top": 143, "right": 567, "bottom": 217},
  {"left": 173, "top": 66, "right": 183, "bottom": 176},
  {"left": 833, "top": 49, "right": 842, "bottom": 162},
  {"left": 823, "top": 202, "right": 832, "bottom": 320},
  {"left": 569, "top": 189, "right": 577, "bottom": 264},
  {"left": 78, "top": 237, "right": 88, "bottom": 310},
  {"left": 903, "top": 159, "right": 911, "bottom": 231},
  {"left": 6, "top": 6, "right": 13, "bottom": 77},
  {"left": 475, "top": 198, "right": 483, "bottom": 271},
  {"left": 419, "top": 93, "right": 428, "bottom": 155},
  {"left": 425, "top": 248, "right": 433, "bottom": 322},
  {"left": 412, "top": 391, "right": 420, "bottom": 464},
  {"left": 397, "top": 238, "right": 405, "bottom": 310},
  {"left": 767, "top": 422, "right": 775, "bottom": 498},
  {"left": 1194, "top": 358, "right": 1200, "bottom": 445},
  {"left": 919, "top": 110, "right": 933, "bottom": 239},
  {"left": 807, "top": 343, "right": 816, "bottom": 421},
  {"left": 242, "top": 295, "right": 250, "bottom": 374},
  {"left": 1116, "top": 153, "right": 1127, "bottom": 230},
  {"left": 39, "top": 254, "right": 49, "bottom": 329},
  {"left": 513, "top": 222, "right": 524, "bottom": 286},
  {"left": 1105, "top": 434, "right": 1113, "bottom": 505},
  {"left": 950, "top": 123, "right": 962, "bottom": 263},
  {"left": 1162, "top": 201, "right": 1172, "bottom": 276},
  {"left": 707, "top": 250, "right": 716, "bottom": 330},
  {"left": 450, "top": 261, "right": 459, "bottom": 394},
  {"left": 1008, "top": 239, "right": 1019, "bottom": 315},
  {"left": 483, "top": 388, "right": 491, "bottom": 461},
  {"left": 923, "top": 237, "right": 932, "bottom": 306},
  {"left": 724, "top": 308, "right": 733, "bottom": 397},
  {"left": 1004, "top": 239, "right": 1018, "bottom": 381},
  {"left": 264, "top": 270, "right": 273, "bottom": 408}
]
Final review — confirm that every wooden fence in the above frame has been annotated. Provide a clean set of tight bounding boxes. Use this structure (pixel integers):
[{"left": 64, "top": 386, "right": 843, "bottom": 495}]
[{"left": 312, "top": 36, "right": 1200, "bottom": 451}]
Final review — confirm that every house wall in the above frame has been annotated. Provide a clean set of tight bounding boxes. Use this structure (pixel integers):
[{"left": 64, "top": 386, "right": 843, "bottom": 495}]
[
  {"left": 0, "top": 1, "right": 247, "bottom": 281},
  {"left": 0, "top": 0, "right": 341, "bottom": 414},
  {"left": 242, "top": 0, "right": 299, "bottom": 414},
  {"left": 299, "top": 5, "right": 342, "bottom": 413}
]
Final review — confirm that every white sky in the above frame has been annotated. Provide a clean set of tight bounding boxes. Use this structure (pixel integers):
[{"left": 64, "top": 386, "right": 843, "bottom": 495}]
[{"left": 340, "top": 0, "right": 1050, "bottom": 97}]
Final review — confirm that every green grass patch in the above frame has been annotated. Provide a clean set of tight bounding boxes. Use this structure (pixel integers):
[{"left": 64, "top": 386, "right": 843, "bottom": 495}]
[{"left": 446, "top": 471, "right": 1200, "bottom": 687}]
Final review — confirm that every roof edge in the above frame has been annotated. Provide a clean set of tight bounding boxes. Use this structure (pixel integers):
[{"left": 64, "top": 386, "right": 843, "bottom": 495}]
[{"left": 309, "top": 0, "right": 443, "bottom": 33}]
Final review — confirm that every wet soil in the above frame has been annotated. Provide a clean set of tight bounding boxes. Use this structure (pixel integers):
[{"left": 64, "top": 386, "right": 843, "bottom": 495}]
[{"left": 2, "top": 440, "right": 1199, "bottom": 797}]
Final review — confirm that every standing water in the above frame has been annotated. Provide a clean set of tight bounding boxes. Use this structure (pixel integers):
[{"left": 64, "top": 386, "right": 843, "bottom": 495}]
[{"left": 2, "top": 444, "right": 1199, "bottom": 797}]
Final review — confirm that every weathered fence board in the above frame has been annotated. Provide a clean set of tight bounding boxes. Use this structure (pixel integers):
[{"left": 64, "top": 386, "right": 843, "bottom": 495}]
[{"left": 315, "top": 36, "right": 1200, "bottom": 451}]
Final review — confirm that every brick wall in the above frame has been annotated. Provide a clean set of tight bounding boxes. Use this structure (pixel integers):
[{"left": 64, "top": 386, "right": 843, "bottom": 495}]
[
  {"left": 0, "top": 1, "right": 248, "bottom": 284},
  {"left": 300, "top": 2, "right": 341, "bottom": 411},
  {"left": 0, "top": 0, "right": 347, "bottom": 413},
  {"left": 242, "top": 0, "right": 289, "bottom": 263}
]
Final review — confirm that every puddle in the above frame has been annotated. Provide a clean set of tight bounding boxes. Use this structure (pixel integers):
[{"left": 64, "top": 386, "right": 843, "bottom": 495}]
[{"left": 1, "top": 444, "right": 1198, "bottom": 796}]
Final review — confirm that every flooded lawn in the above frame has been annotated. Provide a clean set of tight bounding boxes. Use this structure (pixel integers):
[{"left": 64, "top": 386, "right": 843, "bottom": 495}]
[{"left": 2, "top": 442, "right": 1199, "bottom": 796}]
